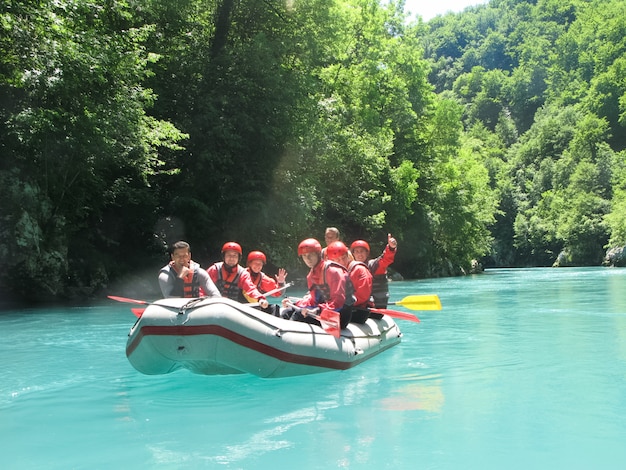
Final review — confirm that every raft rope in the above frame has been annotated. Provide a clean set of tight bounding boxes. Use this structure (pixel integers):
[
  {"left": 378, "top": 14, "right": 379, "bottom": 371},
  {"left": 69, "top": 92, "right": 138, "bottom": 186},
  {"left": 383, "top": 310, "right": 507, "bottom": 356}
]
[
  {"left": 169, "top": 298, "right": 399, "bottom": 339},
  {"left": 178, "top": 297, "right": 208, "bottom": 315}
]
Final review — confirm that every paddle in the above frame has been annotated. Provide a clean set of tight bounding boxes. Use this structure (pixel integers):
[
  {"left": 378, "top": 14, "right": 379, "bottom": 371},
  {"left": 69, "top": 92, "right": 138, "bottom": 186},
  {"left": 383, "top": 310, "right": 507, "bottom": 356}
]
[
  {"left": 107, "top": 295, "right": 153, "bottom": 317},
  {"left": 307, "top": 309, "right": 341, "bottom": 338},
  {"left": 289, "top": 294, "right": 441, "bottom": 311},
  {"left": 107, "top": 295, "right": 150, "bottom": 305},
  {"left": 390, "top": 294, "right": 442, "bottom": 311},
  {"left": 109, "top": 282, "right": 292, "bottom": 308},
  {"left": 369, "top": 307, "right": 420, "bottom": 323},
  {"left": 247, "top": 282, "right": 293, "bottom": 306},
  {"left": 112, "top": 282, "right": 294, "bottom": 317},
  {"left": 284, "top": 301, "right": 341, "bottom": 338},
  {"left": 286, "top": 293, "right": 436, "bottom": 323},
  {"left": 265, "top": 281, "right": 293, "bottom": 297},
  {"left": 131, "top": 308, "right": 145, "bottom": 318},
  {"left": 244, "top": 282, "right": 294, "bottom": 303}
]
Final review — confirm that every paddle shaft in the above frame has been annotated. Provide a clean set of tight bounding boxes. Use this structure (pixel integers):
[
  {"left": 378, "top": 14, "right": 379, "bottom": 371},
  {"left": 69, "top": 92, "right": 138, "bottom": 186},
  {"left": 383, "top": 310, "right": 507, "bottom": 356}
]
[
  {"left": 260, "top": 282, "right": 293, "bottom": 298},
  {"left": 369, "top": 307, "right": 420, "bottom": 323},
  {"left": 286, "top": 298, "right": 422, "bottom": 323},
  {"left": 284, "top": 301, "right": 341, "bottom": 338},
  {"left": 107, "top": 295, "right": 150, "bottom": 305},
  {"left": 289, "top": 294, "right": 441, "bottom": 311},
  {"left": 111, "top": 282, "right": 292, "bottom": 309}
]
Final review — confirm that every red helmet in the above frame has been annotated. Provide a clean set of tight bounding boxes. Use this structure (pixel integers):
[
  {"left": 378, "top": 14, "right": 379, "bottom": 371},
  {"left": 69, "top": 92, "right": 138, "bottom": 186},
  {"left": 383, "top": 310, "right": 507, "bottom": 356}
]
[
  {"left": 222, "top": 242, "right": 242, "bottom": 255},
  {"left": 350, "top": 240, "right": 370, "bottom": 253},
  {"left": 326, "top": 241, "right": 348, "bottom": 260},
  {"left": 298, "top": 238, "right": 322, "bottom": 256},
  {"left": 246, "top": 250, "right": 266, "bottom": 266}
]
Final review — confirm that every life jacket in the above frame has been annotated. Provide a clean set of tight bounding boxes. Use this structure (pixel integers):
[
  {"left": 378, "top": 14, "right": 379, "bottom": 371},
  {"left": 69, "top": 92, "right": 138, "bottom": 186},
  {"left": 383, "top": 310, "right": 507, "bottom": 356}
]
[
  {"left": 309, "top": 261, "right": 355, "bottom": 307},
  {"left": 348, "top": 260, "right": 373, "bottom": 307},
  {"left": 348, "top": 260, "right": 369, "bottom": 275},
  {"left": 160, "top": 262, "right": 201, "bottom": 298},
  {"left": 368, "top": 258, "right": 389, "bottom": 308},
  {"left": 244, "top": 271, "right": 268, "bottom": 303},
  {"left": 249, "top": 271, "right": 263, "bottom": 290},
  {"left": 215, "top": 262, "right": 246, "bottom": 302}
]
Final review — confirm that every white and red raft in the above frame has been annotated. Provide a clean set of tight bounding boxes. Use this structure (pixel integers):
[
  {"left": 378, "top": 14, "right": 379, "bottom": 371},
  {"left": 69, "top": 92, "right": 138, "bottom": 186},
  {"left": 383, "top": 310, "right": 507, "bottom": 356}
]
[{"left": 125, "top": 297, "right": 402, "bottom": 378}]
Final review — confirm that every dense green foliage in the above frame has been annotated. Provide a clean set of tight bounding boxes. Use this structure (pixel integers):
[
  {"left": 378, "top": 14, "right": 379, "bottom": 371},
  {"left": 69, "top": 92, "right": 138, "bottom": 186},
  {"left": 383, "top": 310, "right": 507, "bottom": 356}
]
[
  {"left": 422, "top": 0, "right": 626, "bottom": 267},
  {"left": 1, "top": 0, "right": 625, "bottom": 304}
]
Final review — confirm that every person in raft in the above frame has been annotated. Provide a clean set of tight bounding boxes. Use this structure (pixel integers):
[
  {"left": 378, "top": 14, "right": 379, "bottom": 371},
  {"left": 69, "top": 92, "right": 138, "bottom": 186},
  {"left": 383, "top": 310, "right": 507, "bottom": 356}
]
[
  {"left": 321, "top": 226, "right": 353, "bottom": 261},
  {"left": 326, "top": 240, "right": 373, "bottom": 324},
  {"left": 158, "top": 240, "right": 221, "bottom": 299},
  {"left": 350, "top": 233, "right": 397, "bottom": 314},
  {"left": 206, "top": 241, "right": 269, "bottom": 309},
  {"left": 245, "top": 250, "right": 288, "bottom": 316},
  {"left": 281, "top": 238, "right": 354, "bottom": 329}
]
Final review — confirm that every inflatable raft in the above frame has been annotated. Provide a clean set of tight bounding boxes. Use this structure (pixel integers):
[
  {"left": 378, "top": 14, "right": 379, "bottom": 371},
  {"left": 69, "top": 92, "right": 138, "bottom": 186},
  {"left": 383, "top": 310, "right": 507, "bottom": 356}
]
[{"left": 126, "top": 297, "right": 402, "bottom": 378}]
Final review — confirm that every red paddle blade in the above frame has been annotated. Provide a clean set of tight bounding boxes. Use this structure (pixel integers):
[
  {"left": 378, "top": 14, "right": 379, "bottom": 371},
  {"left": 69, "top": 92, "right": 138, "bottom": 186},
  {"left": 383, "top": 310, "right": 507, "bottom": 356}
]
[
  {"left": 107, "top": 295, "right": 149, "bottom": 305},
  {"left": 131, "top": 308, "right": 145, "bottom": 318},
  {"left": 369, "top": 308, "right": 420, "bottom": 323},
  {"left": 321, "top": 321, "right": 340, "bottom": 338},
  {"left": 320, "top": 309, "right": 341, "bottom": 338}
]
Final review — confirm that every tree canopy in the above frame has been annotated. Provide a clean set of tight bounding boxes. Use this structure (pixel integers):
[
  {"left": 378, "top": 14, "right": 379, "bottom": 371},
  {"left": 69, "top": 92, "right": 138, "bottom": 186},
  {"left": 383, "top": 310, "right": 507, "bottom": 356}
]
[{"left": 1, "top": 0, "right": 625, "bottom": 304}]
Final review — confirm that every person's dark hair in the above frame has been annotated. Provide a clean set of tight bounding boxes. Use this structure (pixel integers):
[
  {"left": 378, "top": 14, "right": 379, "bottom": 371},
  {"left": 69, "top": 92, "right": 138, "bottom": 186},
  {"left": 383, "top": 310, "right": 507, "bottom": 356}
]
[{"left": 170, "top": 240, "right": 190, "bottom": 254}]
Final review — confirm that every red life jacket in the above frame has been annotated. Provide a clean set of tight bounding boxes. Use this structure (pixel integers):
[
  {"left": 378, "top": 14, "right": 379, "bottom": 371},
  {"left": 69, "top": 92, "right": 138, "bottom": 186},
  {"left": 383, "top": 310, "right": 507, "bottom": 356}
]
[
  {"left": 215, "top": 262, "right": 246, "bottom": 302},
  {"left": 309, "top": 261, "right": 355, "bottom": 307},
  {"left": 160, "top": 262, "right": 201, "bottom": 298},
  {"left": 348, "top": 260, "right": 373, "bottom": 308}
]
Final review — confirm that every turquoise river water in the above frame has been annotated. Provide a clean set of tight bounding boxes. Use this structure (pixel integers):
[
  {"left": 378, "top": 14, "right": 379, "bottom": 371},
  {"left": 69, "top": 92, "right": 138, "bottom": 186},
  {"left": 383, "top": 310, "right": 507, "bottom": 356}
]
[{"left": 1, "top": 267, "right": 626, "bottom": 469}]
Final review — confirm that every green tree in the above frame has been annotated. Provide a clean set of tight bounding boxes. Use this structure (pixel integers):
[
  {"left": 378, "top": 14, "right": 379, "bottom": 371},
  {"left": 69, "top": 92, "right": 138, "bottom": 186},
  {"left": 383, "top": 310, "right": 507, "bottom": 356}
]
[
  {"left": 0, "top": 0, "right": 185, "bottom": 302},
  {"left": 604, "top": 149, "right": 626, "bottom": 246}
]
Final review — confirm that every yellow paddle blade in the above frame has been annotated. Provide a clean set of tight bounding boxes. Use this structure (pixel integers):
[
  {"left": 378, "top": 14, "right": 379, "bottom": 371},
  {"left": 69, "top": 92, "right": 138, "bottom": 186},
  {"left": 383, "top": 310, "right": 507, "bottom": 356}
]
[{"left": 392, "top": 294, "right": 442, "bottom": 311}]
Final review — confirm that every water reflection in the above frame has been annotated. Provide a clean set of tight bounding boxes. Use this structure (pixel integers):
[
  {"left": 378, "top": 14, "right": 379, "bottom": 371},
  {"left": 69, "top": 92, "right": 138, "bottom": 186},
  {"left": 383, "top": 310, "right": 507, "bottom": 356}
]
[{"left": 380, "top": 378, "right": 444, "bottom": 412}]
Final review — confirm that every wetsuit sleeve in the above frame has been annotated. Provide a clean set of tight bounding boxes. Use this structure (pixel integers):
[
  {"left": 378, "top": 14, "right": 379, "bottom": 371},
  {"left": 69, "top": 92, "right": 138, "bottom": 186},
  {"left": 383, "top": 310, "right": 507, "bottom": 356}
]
[
  {"left": 206, "top": 264, "right": 218, "bottom": 283},
  {"left": 158, "top": 267, "right": 174, "bottom": 298},
  {"left": 352, "top": 265, "right": 373, "bottom": 306},
  {"left": 260, "top": 273, "right": 282, "bottom": 297},
  {"left": 295, "top": 293, "right": 313, "bottom": 308},
  {"left": 371, "top": 245, "right": 396, "bottom": 276},
  {"left": 197, "top": 268, "right": 221, "bottom": 298},
  {"left": 238, "top": 269, "right": 266, "bottom": 301}
]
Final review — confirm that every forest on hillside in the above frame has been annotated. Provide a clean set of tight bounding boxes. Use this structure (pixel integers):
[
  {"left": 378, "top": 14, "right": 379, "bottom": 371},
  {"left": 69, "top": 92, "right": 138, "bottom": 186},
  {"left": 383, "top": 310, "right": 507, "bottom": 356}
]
[{"left": 1, "top": 0, "right": 626, "bottom": 304}]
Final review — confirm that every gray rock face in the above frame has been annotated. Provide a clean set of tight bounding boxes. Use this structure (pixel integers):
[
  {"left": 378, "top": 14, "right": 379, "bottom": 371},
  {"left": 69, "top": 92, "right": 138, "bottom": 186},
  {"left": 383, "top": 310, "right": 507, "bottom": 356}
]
[{"left": 603, "top": 246, "right": 626, "bottom": 267}]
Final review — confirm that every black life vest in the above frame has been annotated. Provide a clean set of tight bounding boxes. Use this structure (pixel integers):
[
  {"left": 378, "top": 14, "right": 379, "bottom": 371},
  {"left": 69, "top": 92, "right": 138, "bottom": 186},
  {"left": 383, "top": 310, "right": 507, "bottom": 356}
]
[
  {"left": 215, "top": 262, "right": 246, "bottom": 302},
  {"left": 368, "top": 258, "right": 389, "bottom": 308}
]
